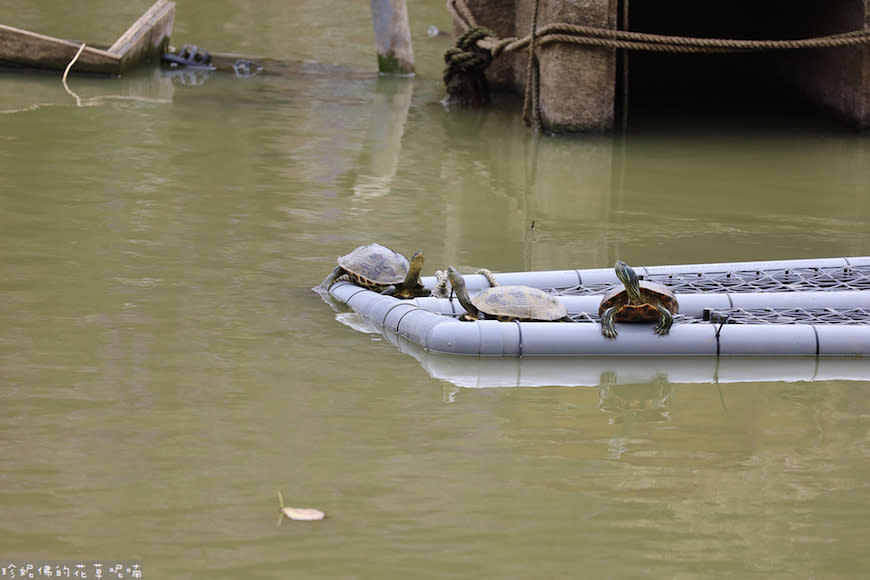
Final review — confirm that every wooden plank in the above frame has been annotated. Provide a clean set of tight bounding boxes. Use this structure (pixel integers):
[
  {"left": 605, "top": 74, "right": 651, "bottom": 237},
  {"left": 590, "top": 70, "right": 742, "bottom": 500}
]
[
  {"left": 0, "top": 24, "right": 119, "bottom": 73},
  {"left": 0, "top": 0, "right": 174, "bottom": 74},
  {"left": 108, "top": 0, "right": 176, "bottom": 71}
]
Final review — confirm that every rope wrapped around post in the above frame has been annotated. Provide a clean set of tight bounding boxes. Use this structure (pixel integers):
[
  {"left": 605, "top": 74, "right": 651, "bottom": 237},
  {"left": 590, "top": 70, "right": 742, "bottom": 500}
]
[
  {"left": 443, "top": 0, "right": 870, "bottom": 117},
  {"left": 443, "top": 27, "right": 497, "bottom": 107}
]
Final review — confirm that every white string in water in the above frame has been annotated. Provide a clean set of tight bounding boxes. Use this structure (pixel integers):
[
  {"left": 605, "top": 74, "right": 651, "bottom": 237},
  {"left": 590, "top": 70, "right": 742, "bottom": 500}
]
[{"left": 62, "top": 43, "right": 87, "bottom": 106}]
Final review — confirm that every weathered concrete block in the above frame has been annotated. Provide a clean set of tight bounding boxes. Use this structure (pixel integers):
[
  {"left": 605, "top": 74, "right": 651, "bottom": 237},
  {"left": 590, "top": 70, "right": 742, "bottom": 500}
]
[
  {"left": 536, "top": 0, "right": 617, "bottom": 132},
  {"left": 450, "top": 0, "right": 618, "bottom": 132},
  {"left": 449, "top": 0, "right": 870, "bottom": 131},
  {"left": 538, "top": 0, "right": 617, "bottom": 133},
  {"left": 788, "top": 0, "right": 870, "bottom": 128}
]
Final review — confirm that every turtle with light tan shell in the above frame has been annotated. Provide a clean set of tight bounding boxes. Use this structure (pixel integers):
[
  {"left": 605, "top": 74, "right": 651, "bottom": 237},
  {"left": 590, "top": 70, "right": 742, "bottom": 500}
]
[
  {"left": 447, "top": 266, "right": 569, "bottom": 322},
  {"left": 319, "top": 243, "right": 430, "bottom": 298},
  {"left": 598, "top": 261, "right": 679, "bottom": 338}
]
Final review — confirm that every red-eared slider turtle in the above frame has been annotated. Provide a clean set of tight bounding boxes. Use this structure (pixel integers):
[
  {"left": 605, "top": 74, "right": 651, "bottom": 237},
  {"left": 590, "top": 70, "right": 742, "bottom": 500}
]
[
  {"left": 319, "top": 243, "right": 430, "bottom": 298},
  {"left": 598, "top": 261, "right": 679, "bottom": 339},
  {"left": 447, "top": 266, "right": 569, "bottom": 322}
]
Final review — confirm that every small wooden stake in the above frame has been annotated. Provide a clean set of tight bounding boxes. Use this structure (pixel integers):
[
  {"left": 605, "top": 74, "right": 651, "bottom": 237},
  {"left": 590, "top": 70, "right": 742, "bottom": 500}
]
[{"left": 370, "top": 0, "right": 415, "bottom": 75}]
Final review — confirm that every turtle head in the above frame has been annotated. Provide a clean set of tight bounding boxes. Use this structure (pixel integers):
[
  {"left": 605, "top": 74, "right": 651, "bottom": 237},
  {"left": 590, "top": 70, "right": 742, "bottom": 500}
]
[
  {"left": 407, "top": 249, "right": 425, "bottom": 277},
  {"left": 615, "top": 260, "right": 642, "bottom": 303},
  {"left": 410, "top": 249, "right": 424, "bottom": 267},
  {"left": 446, "top": 266, "right": 478, "bottom": 318},
  {"left": 446, "top": 266, "right": 464, "bottom": 290},
  {"left": 398, "top": 249, "right": 427, "bottom": 294}
]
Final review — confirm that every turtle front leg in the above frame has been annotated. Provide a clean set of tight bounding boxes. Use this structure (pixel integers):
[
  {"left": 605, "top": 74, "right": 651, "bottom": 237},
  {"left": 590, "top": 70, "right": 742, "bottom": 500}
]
[
  {"left": 317, "top": 266, "right": 345, "bottom": 291},
  {"left": 411, "top": 285, "right": 432, "bottom": 298},
  {"left": 381, "top": 285, "right": 431, "bottom": 299},
  {"left": 600, "top": 306, "right": 619, "bottom": 339},
  {"left": 653, "top": 304, "right": 674, "bottom": 336}
]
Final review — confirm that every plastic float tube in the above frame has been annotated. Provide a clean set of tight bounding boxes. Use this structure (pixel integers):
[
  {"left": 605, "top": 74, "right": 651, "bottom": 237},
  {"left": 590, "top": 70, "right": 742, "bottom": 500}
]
[
  {"left": 334, "top": 314, "right": 870, "bottom": 386},
  {"left": 328, "top": 281, "right": 870, "bottom": 357}
]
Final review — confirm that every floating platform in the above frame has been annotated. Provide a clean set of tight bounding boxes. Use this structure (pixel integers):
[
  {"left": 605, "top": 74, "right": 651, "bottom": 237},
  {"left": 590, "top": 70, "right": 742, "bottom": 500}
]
[
  {"left": 324, "top": 256, "right": 870, "bottom": 360},
  {"left": 0, "top": 0, "right": 175, "bottom": 74}
]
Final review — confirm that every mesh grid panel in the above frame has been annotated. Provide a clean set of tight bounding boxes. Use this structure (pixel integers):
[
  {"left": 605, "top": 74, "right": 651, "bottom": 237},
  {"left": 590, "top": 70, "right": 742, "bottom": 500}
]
[{"left": 552, "top": 265, "right": 870, "bottom": 295}]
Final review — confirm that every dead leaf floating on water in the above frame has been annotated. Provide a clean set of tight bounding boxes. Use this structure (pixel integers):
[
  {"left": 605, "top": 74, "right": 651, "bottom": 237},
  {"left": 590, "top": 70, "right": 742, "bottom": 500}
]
[
  {"left": 283, "top": 507, "right": 326, "bottom": 521},
  {"left": 277, "top": 491, "right": 325, "bottom": 524}
]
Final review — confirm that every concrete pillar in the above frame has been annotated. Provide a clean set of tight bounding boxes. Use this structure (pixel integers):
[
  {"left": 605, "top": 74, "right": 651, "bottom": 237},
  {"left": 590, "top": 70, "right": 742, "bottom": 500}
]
[
  {"left": 450, "top": 0, "right": 618, "bottom": 132},
  {"left": 788, "top": 0, "right": 870, "bottom": 128},
  {"left": 535, "top": 0, "right": 618, "bottom": 132}
]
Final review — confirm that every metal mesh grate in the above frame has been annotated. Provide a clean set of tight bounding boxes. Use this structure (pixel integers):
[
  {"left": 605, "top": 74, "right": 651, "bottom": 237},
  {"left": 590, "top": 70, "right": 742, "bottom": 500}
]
[
  {"left": 567, "top": 312, "right": 601, "bottom": 324},
  {"left": 552, "top": 265, "right": 870, "bottom": 296}
]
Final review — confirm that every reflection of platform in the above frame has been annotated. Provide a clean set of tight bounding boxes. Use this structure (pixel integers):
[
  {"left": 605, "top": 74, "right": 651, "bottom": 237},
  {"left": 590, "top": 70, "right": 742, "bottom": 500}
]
[
  {"left": 334, "top": 313, "right": 870, "bottom": 387},
  {"left": 324, "top": 256, "right": 870, "bottom": 359},
  {"left": 404, "top": 341, "right": 870, "bottom": 388}
]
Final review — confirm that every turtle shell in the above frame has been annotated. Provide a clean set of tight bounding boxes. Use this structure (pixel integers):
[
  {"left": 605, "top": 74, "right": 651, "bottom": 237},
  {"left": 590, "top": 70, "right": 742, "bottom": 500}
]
[
  {"left": 598, "top": 280, "right": 679, "bottom": 322},
  {"left": 472, "top": 285, "right": 568, "bottom": 321},
  {"left": 337, "top": 243, "right": 409, "bottom": 288}
]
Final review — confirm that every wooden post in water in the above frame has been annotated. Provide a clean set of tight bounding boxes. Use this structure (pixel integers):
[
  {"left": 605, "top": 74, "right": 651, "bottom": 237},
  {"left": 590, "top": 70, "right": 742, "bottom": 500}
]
[{"left": 370, "top": 0, "right": 415, "bottom": 75}]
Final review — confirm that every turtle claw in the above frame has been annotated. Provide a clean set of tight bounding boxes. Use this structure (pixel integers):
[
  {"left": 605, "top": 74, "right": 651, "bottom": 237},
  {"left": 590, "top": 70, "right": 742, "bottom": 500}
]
[
  {"left": 653, "top": 321, "right": 673, "bottom": 336},
  {"left": 601, "top": 326, "right": 618, "bottom": 339}
]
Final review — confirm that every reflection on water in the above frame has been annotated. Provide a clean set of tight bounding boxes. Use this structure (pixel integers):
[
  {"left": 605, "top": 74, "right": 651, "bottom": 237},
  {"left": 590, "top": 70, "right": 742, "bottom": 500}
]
[
  {"left": 2, "top": 1, "right": 870, "bottom": 577},
  {"left": 599, "top": 375, "right": 673, "bottom": 458},
  {"left": 349, "top": 77, "right": 414, "bottom": 200}
]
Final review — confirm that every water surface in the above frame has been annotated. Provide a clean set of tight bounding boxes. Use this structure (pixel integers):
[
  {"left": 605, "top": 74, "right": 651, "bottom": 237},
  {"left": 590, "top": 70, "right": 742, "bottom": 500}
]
[{"left": 2, "top": 1, "right": 870, "bottom": 578}]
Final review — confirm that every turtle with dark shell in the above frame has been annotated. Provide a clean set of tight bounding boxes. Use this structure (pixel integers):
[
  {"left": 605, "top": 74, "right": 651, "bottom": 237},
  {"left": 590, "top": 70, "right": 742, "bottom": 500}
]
[
  {"left": 598, "top": 261, "right": 679, "bottom": 339},
  {"left": 446, "top": 266, "right": 569, "bottom": 322},
  {"left": 319, "top": 243, "right": 430, "bottom": 298}
]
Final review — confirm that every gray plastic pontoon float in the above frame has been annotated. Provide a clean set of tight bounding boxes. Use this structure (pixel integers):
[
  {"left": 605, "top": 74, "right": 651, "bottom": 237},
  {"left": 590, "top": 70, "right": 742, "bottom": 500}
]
[{"left": 325, "top": 256, "right": 870, "bottom": 358}]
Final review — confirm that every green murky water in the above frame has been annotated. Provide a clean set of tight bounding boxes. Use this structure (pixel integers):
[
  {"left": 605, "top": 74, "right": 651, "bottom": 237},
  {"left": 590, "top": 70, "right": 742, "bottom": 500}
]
[{"left": 2, "top": 1, "right": 870, "bottom": 578}]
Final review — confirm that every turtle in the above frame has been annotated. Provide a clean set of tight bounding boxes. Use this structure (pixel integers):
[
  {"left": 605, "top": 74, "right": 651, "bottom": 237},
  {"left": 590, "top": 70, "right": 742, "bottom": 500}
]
[
  {"left": 318, "top": 243, "right": 430, "bottom": 298},
  {"left": 598, "top": 261, "right": 679, "bottom": 339},
  {"left": 446, "top": 266, "right": 569, "bottom": 322}
]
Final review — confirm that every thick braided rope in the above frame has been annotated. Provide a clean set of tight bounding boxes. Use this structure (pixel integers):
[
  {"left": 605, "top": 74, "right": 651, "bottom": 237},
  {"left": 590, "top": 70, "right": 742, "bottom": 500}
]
[
  {"left": 481, "top": 23, "right": 870, "bottom": 55},
  {"left": 444, "top": 27, "right": 495, "bottom": 83},
  {"left": 447, "top": 0, "right": 870, "bottom": 55},
  {"left": 443, "top": 26, "right": 497, "bottom": 105}
]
